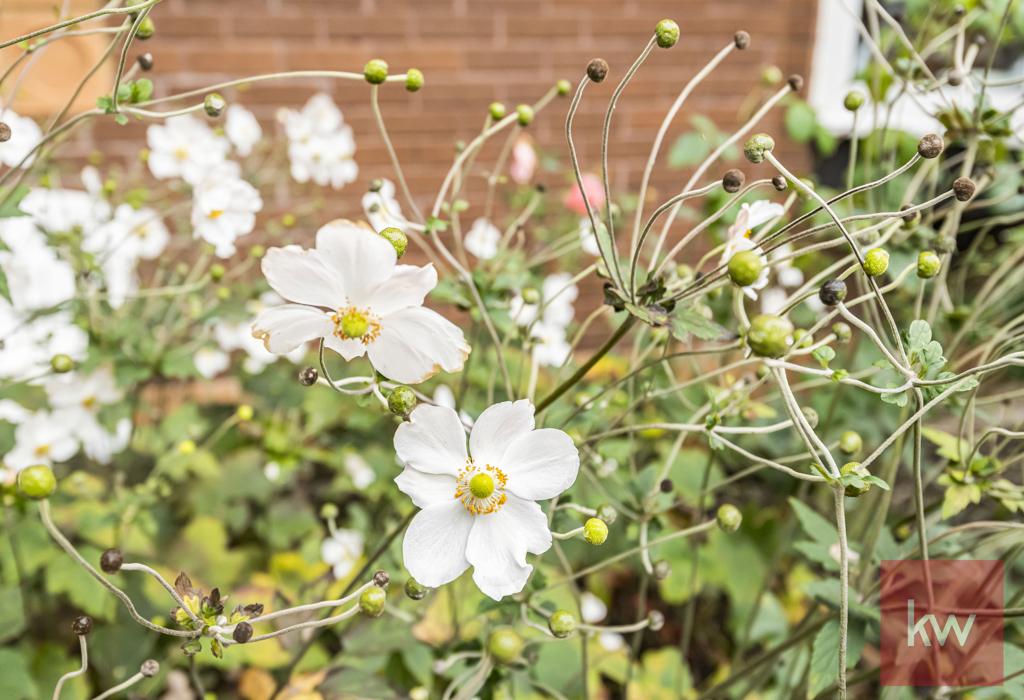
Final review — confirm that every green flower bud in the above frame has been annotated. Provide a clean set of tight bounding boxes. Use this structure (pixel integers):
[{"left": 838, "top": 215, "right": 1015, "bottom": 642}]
[
  {"left": 862, "top": 248, "right": 890, "bottom": 277},
  {"left": 793, "top": 328, "right": 813, "bottom": 349},
  {"left": 379, "top": 226, "right": 408, "bottom": 258},
  {"left": 818, "top": 279, "right": 847, "bottom": 306},
  {"left": 717, "top": 503, "right": 742, "bottom": 532},
  {"left": 801, "top": 406, "right": 819, "bottom": 429},
  {"left": 655, "top": 19, "right": 680, "bottom": 48},
  {"left": 743, "top": 133, "right": 775, "bottom": 164},
  {"left": 236, "top": 404, "right": 254, "bottom": 421},
  {"left": 488, "top": 626, "right": 524, "bottom": 664},
  {"left": 556, "top": 79, "right": 572, "bottom": 96},
  {"left": 209, "top": 263, "right": 225, "bottom": 281},
  {"left": 843, "top": 91, "right": 864, "bottom": 111},
  {"left": 727, "top": 249, "right": 765, "bottom": 287},
  {"left": 900, "top": 205, "right": 920, "bottom": 229},
  {"left": 839, "top": 430, "right": 863, "bottom": 455},
  {"left": 364, "top": 59, "right": 389, "bottom": 85},
  {"left": 841, "top": 461, "right": 871, "bottom": 497},
  {"left": 405, "top": 68, "right": 424, "bottom": 92},
  {"left": 832, "top": 321, "right": 852, "bottom": 343},
  {"left": 595, "top": 503, "right": 617, "bottom": 525},
  {"left": 249, "top": 244, "right": 266, "bottom": 258},
  {"left": 516, "top": 104, "right": 534, "bottom": 127},
  {"left": 405, "top": 578, "right": 428, "bottom": 600},
  {"left": 136, "top": 17, "right": 155, "bottom": 40},
  {"left": 746, "top": 313, "right": 794, "bottom": 358},
  {"left": 521, "top": 287, "right": 540, "bottom": 304},
  {"left": 761, "top": 65, "right": 783, "bottom": 86},
  {"left": 583, "top": 517, "right": 608, "bottom": 545},
  {"left": 50, "top": 354, "right": 74, "bottom": 374},
  {"left": 359, "top": 585, "right": 387, "bottom": 617},
  {"left": 488, "top": 102, "right": 507, "bottom": 120},
  {"left": 177, "top": 439, "right": 196, "bottom": 455},
  {"left": 17, "top": 465, "right": 57, "bottom": 500},
  {"left": 203, "top": 93, "right": 226, "bottom": 118},
  {"left": 320, "top": 503, "right": 339, "bottom": 520},
  {"left": 548, "top": 609, "right": 577, "bottom": 638},
  {"left": 387, "top": 386, "right": 417, "bottom": 417},
  {"left": 917, "top": 250, "right": 941, "bottom": 279}
]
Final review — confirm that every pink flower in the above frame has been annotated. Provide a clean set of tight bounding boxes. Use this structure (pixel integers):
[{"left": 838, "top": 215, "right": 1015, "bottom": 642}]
[
  {"left": 564, "top": 173, "right": 605, "bottom": 216},
  {"left": 509, "top": 136, "right": 537, "bottom": 184}
]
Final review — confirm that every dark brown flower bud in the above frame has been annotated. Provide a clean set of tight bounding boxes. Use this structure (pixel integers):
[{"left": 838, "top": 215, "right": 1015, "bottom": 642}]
[
  {"left": 722, "top": 168, "right": 745, "bottom": 193},
  {"left": 658, "top": 478, "right": 673, "bottom": 493},
  {"left": 953, "top": 4, "right": 966, "bottom": 17},
  {"left": 0, "top": 122, "right": 10, "bottom": 143},
  {"left": 137, "top": 53, "right": 154, "bottom": 72},
  {"left": 733, "top": 31, "right": 750, "bottom": 50},
  {"left": 232, "top": 621, "right": 253, "bottom": 644},
  {"left": 771, "top": 175, "right": 788, "bottom": 191},
  {"left": 917, "top": 133, "right": 944, "bottom": 159},
  {"left": 787, "top": 74, "right": 804, "bottom": 92},
  {"left": 587, "top": 58, "right": 609, "bottom": 83},
  {"left": 100, "top": 548, "right": 123, "bottom": 574},
  {"left": 953, "top": 176, "right": 976, "bottom": 202},
  {"left": 373, "top": 570, "right": 391, "bottom": 588},
  {"left": 298, "top": 367, "right": 318, "bottom": 386},
  {"left": 72, "top": 616, "right": 93, "bottom": 636},
  {"left": 947, "top": 69, "right": 963, "bottom": 87},
  {"left": 140, "top": 659, "right": 160, "bottom": 677}
]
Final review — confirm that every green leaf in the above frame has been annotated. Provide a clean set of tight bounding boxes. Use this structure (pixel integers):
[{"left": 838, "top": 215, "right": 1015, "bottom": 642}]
[
  {"left": 807, "top": 619, "right": 865, "bottom": 698},
  {"left": 131, "top": 78, "right": 154, "bottom": 103},
  {"left": 788, "top": 497, "right": 837, "bottom": 544},
  {"left": 941, "top": 482, "right": 980, "bottom": 519},
  {"left": 812, "top": 346, "right": 835, "bottom": 369},
  {"left": 0, "top": 185, "right": 30, "bottom": 218},
  {"left": 921, "top": 427, "right": 967, "bottom": 463},
  {"left": 0, "top": 648, "right": 36, "bottom": 700},
  {"left": 670, "top": 306, "right": 726, "bottom": 342},
  {"left": 668, "top": 132, "right": 711, "bottom": 168},
  {"left": 785, "top": 100, "right": 818, "bottom": 143}
]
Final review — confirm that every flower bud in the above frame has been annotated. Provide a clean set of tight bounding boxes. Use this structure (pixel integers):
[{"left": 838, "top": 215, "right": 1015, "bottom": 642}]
[
  {"left": 722, "top": 168, "right": 745, "bottom": 193},
  {"left": 743, "top": 133, "right": 775, "bottom": 164},
  {"left": 900, "top": 205, "right": 920, "bottom": 228},
  {"left": 839, "top": 430, "right": 862, "bottom": 455},
  {"left": 378, "top": 226, "right": 408, "bottom": 258},
  {"left": 787, "top": 74, "right": 804, "bottom": 92},
  {"left": 405, "top": 578, "right": 428, "bottom": 600},
  {"left": 953, "top": 176, "right": 976, "bottom": 202},
  {"left": 727, "top": 250, "right": 765, "bottom": 288},
  {"left": 488, "top": 627, "right": 524, "bottom": 664},
  {"left": 716, "top": 503, "right": 742, "bottom": 532},
  {"left": 298, "top": 366, "right": 319, "bottom": 386},
  {"left": 934, "top": 233, "right": 956, "bottom": 255},
  {"left": 653, "top": 559, "right": 671, "bottom": 580},
  {"left": 843, "top": 90, "right": 864, "bottom": 111},
  {"left": 387, "top": 385, "right": 417, "bottom": 417},
  {"left": 832, "top": 321, "right": 852, "bottom": 343},
  {"left": 733, "top": 31, "right": 750, "bottom": 50},
  {"left": 137, "top": 53, "right": 154, "bottom": 72},
  {"left": 917, "top": 133, "right": 944, "bottom": 159},
  {"left": 0, "top": 122, "right": 10, "bottom": 142},
  {"left": 236, "top": 404, "right": 254, "bottom": 421},
  {"left": 761, "top": 65, "right": 783, "bottom": 86},
  {"left": 515, "top": 104, "right": 534, "bottom": 127},
  {"left": 100, "top": 548, "right": 124, "bottom": 574},
  {"left": 947, "top": 69, "right": 963, "bottom": 86},
  {"left": 359, "top": 585, "right": 387, "bottom": 617},
  {"left": 841, "top": 461, "right": 871, "bottom": 497},
  {"left": 364, "top": 59, "right": 388, "bottom": 85},
  {"left": 917, "top": 250, "right": 941, "bottom": 279},
  {"left": 746, "top": 313, "right": 793, "bottom": 358},
  {"left": 136, "top": 17, "right": 155, "bottom": 40},
  {"left": 488, "top": 102, "right": 507, "bottom": 120},
  {"left": 647, "top": 610, "right": 665, "bottom": 631},
  {"left": 405, "top": 68, "right": 424, "bottom": 92},
  {"left": 203, "top": 93, "right": 226, "bottom": 118},
  {"left": 232, "top": 621, "right": 253, "bottom": 643},
  {"left": 520, "top": 287, "right": 541, "bottom": 305},
  {"left": 862, "top": 248, "right": 890, "bottom": 277},
  {"left": 583, "top": 517, "right": 608, "bottom": 545},
  {"left": 209, "top": 263, "right": 225, "bottom": 281},
  {"left": 50, "top": 354, "right": 74, "bottom": 374},
  {"left": 72, "top": 615, "right": 93, "bottom": 636},
  {"left": 556, "top": 79, "right": 572, "bottom": 96},
  {"left": 658, "top": 478, "right": 673, "bottom": 494},
  {"left": 17, "top": 465, "right": 57, "bottom": 500},
  {"left": 596, "top": 503, "right": 617, "bottom": 525},
  {"left": 801, "top": 406, "right": 819, "bottom": 429},
  {"left": 771, "top": 175, "right": 788, "bottom": 191},
  {"left": 177, "top": 439, "right": 196, "bottom": 455},
  {"left": 373, "top": 570, "right": 391, "bottom": 588},
  {"left": 140, "top": 659, "right": 160, "bottom": 677},
  {"left": 587, "top": 58, "right": 609, "bottom": 83},
  {"left": 655, "top": 19, "right": 680, "bottom": 48},
  {"left": 548, "top": 609, "right": 577, "bottom": 638},
  {"left": 818, "top": 279, "right": 847, "bottom": 306},
  {"left": 249, "top": 244, "right": 266, "bottom": 258}
]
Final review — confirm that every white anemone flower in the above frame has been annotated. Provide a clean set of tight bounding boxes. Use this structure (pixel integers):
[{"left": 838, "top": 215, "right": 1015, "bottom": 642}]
[
  {"left": 194, "top": 347, "right": 231, "bottom": 379},
  {"left": 86, "top": 204, "right": 170, "bottom": 307},
  {"left": 225, "top": 105, "right": 262, "bottom": 157},
  {"left": 0, "top": 236, "right": 76, "bottom": 311},
  {"left": 509, "top": 273, "right": 578, "bottom": 329},
  {"left": 3, "top": 410, "right": 79, "bottom": 473},
  {"left": 464, "top": 218, "right": 501, "bottom": 260},
  {"left": 721, "top": 200, "right": 785, "bottom": 263},
  {"left": 578, "top": 217, "right": 601, "bottom": 256},
  {"left": 393, "top": 400, "right": 580, "bottom": 600},
  {"left": 0, "top": 304, "right": 88, "bottom": 381},
  {"left": 362, "top": 179, "right": 407, "bottom": 232},
  {"left": 45, "top": 367, "right": 131, "bottom": 464},
  {"left": 191, "top": 175, "right": 263, "bottom": 258},
  {"left": 278, "top": 93, "right": 358, "bottom": 189},
  {"left": 321, "top": 528, "right": 364, "bottom": 580},
  {"left": 0, "top": 109, "right": 43, "bottom": 168},
  {"left": 20, "top": 187, "right": 110, "bottom": 234},
  {"left": 252, "top": 222, "right": 469, "bottom": 385},
  {"left": 146, "top": 115, "right": 230, "bottom": 185},
  {"left": 529, "top": 321, "right": 572, "bottom": 367}
]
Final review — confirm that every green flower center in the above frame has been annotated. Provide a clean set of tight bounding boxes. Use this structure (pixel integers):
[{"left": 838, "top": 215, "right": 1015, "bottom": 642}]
[
  {"left": 469, "top": 473, "right": 495, "bottom": 499},
  {"left": 331, "top": 306, "right": 381, "bottom": 343}
]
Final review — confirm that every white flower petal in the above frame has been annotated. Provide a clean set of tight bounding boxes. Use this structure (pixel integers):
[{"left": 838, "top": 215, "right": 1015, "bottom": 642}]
[
  {"left": 466, "top": 495, "right": 551, "bottom": 600},
  {"left": 252, "top": 304, "right": 331, "bottom": 354},
  {"left": 468, "top": 399, "right": 535, "bottom": 467},
  {"left": 323, "top": 334, "right": 367, "bottom": 361},
  {"left": 261, "top": 245, "right": 343, "bottom": 307},
  {"left": 402, "top": 499, "right": 473, "bottom": 588},
  {"left": 315, "top": 223, "right": 396, "bottom": 305},
  {"left": 368, "top": 307, "right": 469, "bottom": 384},
  {"left": 394, "top": 467, "right": 457, "bottom": 509},
  {"left": 394, "top": 404, "right": 468, "bottom": 476},
  {"left": 367, "top": 264, "right": 437, "bottom": 317},
  {"left": 501, "top": 428, "right": 580, "bottom": 501}
]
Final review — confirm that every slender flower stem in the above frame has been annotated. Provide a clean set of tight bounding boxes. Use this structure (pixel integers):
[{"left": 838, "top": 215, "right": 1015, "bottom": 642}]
[
  {"left": 834, "top": 486, "right": 850, "bottom": 700},
  {"left": 370, "top": 84, "right": 424, "bottom": 223},
  {"left": 51, "top": 636, "right": 87, "bottom": 700}
]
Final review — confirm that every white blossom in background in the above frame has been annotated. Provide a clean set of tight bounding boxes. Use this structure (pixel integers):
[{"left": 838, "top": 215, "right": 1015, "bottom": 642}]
[
  {"left": 721, "top": 200, "right": 783, "bottom": 302},
  {"left": 0, "top": 303, "right": 88, "bottom": 382},
  {"left": 46, "top": 366, "right": 131, "bottom": 464},
  {"left": 194, "top": 347, "right": 231, "bottom": 379},
  {"left": 20, "top": 187, "right": 111, "bottom": 235},
  {"left": 0, "top": 231, "right": 77, "bottom": 312},
  {"left": 578, "top": 218, "right": 601, "bottom": 256},
  {"left": 86, "top": 204, "right": 170, "bottom": 308},
  {"left": 509, "top": 135, "right": 537, "bottom": 184},
  {"left": 225, "top": 105, "right": 262, "bottom": 157},
  {"left": 321, "top": 528, "right": 365, "bottom": 580},
  {"left": 191, "top": 175, "right": 263, "bottom": 258},
  {"left": 253, "top": 222, "right": 469, "bottom": 384},
  {"left": 0, "top": 109, "right": 43, "bottom": 168},
  {"left": 464, "top": 218, "right": 501, "bottom": 260},
  {"left": 394, "top": 400, "right": 580, "bottom": 600},
  {"left": 0, "top": 400, "right": 30, "bottom": 425},
  {"left": 278, "top": 93, "right": 358, "bottom": 189},
  {"left": 2, "top": 411, "right": 79, "bottom": 478},
  {"left": 580, "top": 592, "right": 608, "bottom": 623},
  {"left": 508, "top": 273, "right": 578, "bottom": 367},
  {"left": 432, "top": 385, "right": 474, "bottom": 428},
  {"left": 343, "top": 452, "right": 376, "bottom": 489},
  {"left": 529, "top": 321, "right": 573, "bottom": 367},
  {"left": 362, "top": 179, "right": 407, "bottom": 232},
  {"left": 146, "top": 115, "right": 230, "bottom": 185},
  {"left": 212, "top": 293, "right": 306, "bottom": 374}
]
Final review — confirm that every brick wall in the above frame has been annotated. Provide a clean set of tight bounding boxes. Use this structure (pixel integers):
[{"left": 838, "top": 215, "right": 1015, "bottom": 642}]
[{"left": 71, "top": 0, "right": 816, "bottom": 221}]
